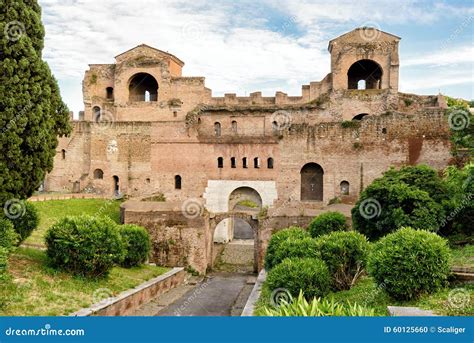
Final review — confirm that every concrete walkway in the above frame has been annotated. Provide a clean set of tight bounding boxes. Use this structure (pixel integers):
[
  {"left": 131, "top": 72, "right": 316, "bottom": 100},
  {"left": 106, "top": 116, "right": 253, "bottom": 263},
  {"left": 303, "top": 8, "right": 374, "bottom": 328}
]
[{"left": 157, "top": 273, "right": 254, "bottom": 316}]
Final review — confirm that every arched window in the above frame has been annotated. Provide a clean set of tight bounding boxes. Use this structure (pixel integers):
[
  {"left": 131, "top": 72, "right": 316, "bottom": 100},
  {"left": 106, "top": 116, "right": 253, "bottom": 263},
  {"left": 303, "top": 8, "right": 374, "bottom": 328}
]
[
  {"left": 198, "top": 118, "right": 201, "bottom": 124},
  {"left": 382, "top": 128, "right": 387, "bottom": 134},
  {"left": 254, "top": 157, "right": 260, "bottom": 169},
  {"left": 267, "top": 158, "right": 274, "bottom": 169},
  {"left": 175, "top": 175, "right": 182, "bottom": 189},
  {"left": 352, "top": 113, "right": 369, "bottom": 121},
  {"left": 113, "top": 175, "right": 120, "bottom": 196},
  {"left": 301, "top": 163, "right": 324, "bottom": 201},
  {"left": 106, "top": 87, "right": 114, "bottom": 100},
  {"left": 93, "top": 106, "right": 101, "bottom": 122},
  {"left": 61, "top": 149, "right": 66, "bottom": 160},
  {"left": 214, "top": 122, "right": 221, "bottom": 137},
  {"left": 231, "top": 120, "right": 237, "bottom": 133},
  {"left": 128, "top": 73, "right": 158, "bottom": 102},
  {"left": 347, "top": 60, "right": 382, "bottom": 90},
  {"left": 357, "top": 80, "right": 366, "bottom": 90},
  {"left": 242, "top": 157, "right": 248, "bottom": 169},
  {"left": 93, "top": 169, "right": 104, "bottom": 179},
  {"left": 231, "top": 157, "right": 236, "bottom": 168},
  {"left": 340, "top": 180, "right": 350, "bottom": 195},
  {"left": 217, "top": 157, "right": 224, "bottom": 168}
]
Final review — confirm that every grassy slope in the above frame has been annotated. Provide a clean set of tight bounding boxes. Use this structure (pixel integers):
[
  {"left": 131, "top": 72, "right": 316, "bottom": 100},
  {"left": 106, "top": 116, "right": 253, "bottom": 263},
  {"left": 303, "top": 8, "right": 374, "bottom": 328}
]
[
  {"left": 1, "top": 248, "right": 168, "bottom": 316},
  {"left": 451, "top": 245, "right": 474, "bottom": 269},
  {"left": 26, "top": 199, "right": 122, "bottom": 246}
]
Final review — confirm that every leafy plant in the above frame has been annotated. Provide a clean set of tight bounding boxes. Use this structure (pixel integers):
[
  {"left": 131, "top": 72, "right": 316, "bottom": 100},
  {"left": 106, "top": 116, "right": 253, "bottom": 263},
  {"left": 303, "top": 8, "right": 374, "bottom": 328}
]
[
  {"left": 271, "top": 237, "right": 320, "bottom": 267},
  {"left": 4, "top": 201, "right": 39, "bottom": 245},
  {"left": 264, "top": 227, "right": 309, "bottom": 270},
  {"left": 119, "top": 224, "right": 151, "bottom": 267},
  {"left": 308, "top": 211, "right": 347, "bottom": 238},
  {"left": 266, "top": 258, "right": 331, "bottom": 299},
  {"left": 260, "top": 291, "right": 375, "bottom": 316},
  {"left": 0, "top": 218, "right": 18, "bottom": 252},
  {"left": 45, "top": 215, "right": 125, "bottom": 278},
  {"left": 368, "top": 227, "right": 450, "bottom": 300},
  {"left": 317, "top": 231, "right": 370, "bottom": 290}
]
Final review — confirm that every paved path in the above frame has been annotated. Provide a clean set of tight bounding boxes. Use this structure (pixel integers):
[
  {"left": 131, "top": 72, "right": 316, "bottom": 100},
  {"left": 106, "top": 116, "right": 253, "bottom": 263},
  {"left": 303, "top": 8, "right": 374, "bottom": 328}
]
[{"left": 157, "top": 273, "right": 253, "bottom": 316}]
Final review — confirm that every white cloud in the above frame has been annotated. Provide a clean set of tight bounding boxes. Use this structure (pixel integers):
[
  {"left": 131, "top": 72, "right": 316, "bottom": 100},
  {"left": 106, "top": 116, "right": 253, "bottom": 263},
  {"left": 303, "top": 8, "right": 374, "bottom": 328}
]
[{"left": 404, "top": 46, "right": 474, "bottom": 66}]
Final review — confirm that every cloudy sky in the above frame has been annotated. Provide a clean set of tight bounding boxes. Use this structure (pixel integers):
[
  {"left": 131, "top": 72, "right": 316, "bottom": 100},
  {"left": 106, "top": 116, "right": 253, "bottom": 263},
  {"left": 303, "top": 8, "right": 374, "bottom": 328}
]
[{"left": 38, "top": 0, "right": 473, "bottom": 113}]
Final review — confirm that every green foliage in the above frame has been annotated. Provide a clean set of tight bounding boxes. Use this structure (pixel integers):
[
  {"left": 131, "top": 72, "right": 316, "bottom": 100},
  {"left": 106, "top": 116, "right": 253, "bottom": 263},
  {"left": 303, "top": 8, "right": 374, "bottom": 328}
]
[
  {"left": 264, "top": 227, "right": 309, "bottom": 270},
  {"left": 368, "top": 227, "right": 450, "bottom": 300},
  {"left": 445, "top": 98, "right": 473, "bottom": 160},
  {"left": 260, "top": 291, "right": 375, "bottom": 316},
  {"left": 266, "top": 258, "right": 331, "bottom": 299},
  {"left": 0, "top": 218, "right": 18, "bottom": 252},
  {"left": 308, "top": 211, "right": 347, "bottom": 238},
  {"left": 45, "top": 216, "right": 124, "bottom": 278},
  {"left": 0, "top": 247, "right": 8, "bottom": 280},
  {"left": 352, "top": 166, "right": 446, "bottom": 241},
  {"left": 341, "top": 120, "right": 361, "bottom": 129},
  {"left": 0, "top": 247, "right": 13, "bottom": 310},
  {"left": 317, "top": 231, "right": 370, "bottom": 290},
  {"left": 271, "top": 237, "right": 320, "bottom": 267},
  {"left": 0, "top": 0, "right": 71, "bottom": 205},
  {"left": 440, "top": 164, "right": 474, "bottom": 243},
  {"left": 6, "top": 202, "right": 39, "bottom": 244},
  {"left": 119, "top": 224, "right": 151, "bottom": 267}
]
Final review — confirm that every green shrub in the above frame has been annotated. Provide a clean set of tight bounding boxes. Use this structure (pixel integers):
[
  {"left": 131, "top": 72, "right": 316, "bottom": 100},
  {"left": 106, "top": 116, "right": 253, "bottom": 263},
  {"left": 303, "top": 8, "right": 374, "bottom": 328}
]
[
  {"left": 317, "top": 231, "right": 370, "bottom": 290},
  {"left": 264, "top": 227, "right": 309, "bottom": 270},
  {"left": 368, "top": 227, "right": 450, "bottom": 300},
  {"left": 266, "top": 258, "right": 331, "bottom": 299},
  {"left": 45, "top": 215, "right": 124, "bottom": 278},
  {"left": 0, "top": 218, "right": 18, "bottom": 252},
  {"left": 352, "top": 181, "right": 444, "bottom": 241},
  {"left": 308, "top": 212, "right": 347, "bottom": 238},
  {"left": 119, "top": 224, "right": 151, "bottom": 267},
  {"left": 0, "top": 247, "right": 8, "bottom": 280},
  {"left": 260, "top": 291, "right": 375, "bottom": 316},
  {"left": 271, "top": 237, "right": 320, "bottom": 267},
  {"left": 5, "top": 201, "right": 39, "bottom": 244}
]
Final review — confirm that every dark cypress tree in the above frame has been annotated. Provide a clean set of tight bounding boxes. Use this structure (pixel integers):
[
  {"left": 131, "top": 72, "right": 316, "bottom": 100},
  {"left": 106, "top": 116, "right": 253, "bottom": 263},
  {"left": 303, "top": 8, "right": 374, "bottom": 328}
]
[{"left": 0, "top": 0, "right": 71, "bottom": 205}]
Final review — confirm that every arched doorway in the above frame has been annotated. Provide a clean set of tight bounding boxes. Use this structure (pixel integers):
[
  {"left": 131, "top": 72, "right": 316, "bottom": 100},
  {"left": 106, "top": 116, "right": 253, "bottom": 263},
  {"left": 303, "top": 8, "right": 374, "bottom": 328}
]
[
  {"left": 347, "top": 59, "right": 382, "bottom": 89},
  {"left": 128, "top": 73, "right": 158, "bottom": 102},
  {"left": 301, "top": 163, "right": 324, "bottom": 201},
  {"left": 113, "top": 175, "right": 120, "bottom": 196}
]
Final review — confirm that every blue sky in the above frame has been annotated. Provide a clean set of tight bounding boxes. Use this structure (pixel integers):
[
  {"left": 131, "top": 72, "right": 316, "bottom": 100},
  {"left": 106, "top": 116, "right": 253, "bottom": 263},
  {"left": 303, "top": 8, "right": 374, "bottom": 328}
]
[{"left": 38, "top": 0, "right": 473, "bottom": 114}]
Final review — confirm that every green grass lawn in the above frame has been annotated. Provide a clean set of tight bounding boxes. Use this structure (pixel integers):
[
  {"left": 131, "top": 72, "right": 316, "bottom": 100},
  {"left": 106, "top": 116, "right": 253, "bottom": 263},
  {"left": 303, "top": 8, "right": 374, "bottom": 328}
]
[
  {"left": 451, "top": 245, "right": 474, "bottom": 269},
  {"left": 256, "top": 277, "right": 474, "bottom": 316},
  {"left": 1, "top": 248, "right": 169, "bottom": 316},
  {"left": 25, "top": 199, "right": 122, "bottom": 247}
]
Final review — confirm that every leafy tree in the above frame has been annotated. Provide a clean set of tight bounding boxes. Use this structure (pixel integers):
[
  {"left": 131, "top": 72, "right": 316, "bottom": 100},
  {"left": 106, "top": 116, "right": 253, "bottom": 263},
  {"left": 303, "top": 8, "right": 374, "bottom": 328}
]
[
  {"left": 0, "top": 0, "right": 71, "bottom": 205},
  {"left": 352, "top": 169, "right": 445, "bottom": 240}
]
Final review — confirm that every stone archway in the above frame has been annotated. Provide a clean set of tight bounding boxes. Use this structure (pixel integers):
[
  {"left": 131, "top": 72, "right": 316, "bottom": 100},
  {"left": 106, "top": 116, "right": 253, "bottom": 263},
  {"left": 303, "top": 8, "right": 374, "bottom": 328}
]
[{"left": 209, "top": 212, "right": 259, "bottom": 272}]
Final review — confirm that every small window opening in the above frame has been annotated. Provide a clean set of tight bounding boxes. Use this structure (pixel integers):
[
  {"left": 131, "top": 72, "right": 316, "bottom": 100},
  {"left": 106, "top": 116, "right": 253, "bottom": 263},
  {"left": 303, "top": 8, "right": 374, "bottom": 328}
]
[
  {"left": 175, "top": 175, "right": 182, "bottom": 189},
  {"left": 218, "top": 157, "right": 224, "bottom": 168},
  {"left": 231, "top": 157, "right": 236, "bottom": 168},
  {"left": 267, "top": 158, "right": 274, "bottom": 169}
]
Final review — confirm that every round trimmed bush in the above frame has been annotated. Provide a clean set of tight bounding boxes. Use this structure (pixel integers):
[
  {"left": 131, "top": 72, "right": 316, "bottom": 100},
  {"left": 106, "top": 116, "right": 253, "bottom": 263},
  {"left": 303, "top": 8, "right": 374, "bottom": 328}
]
[
  {"left": 45, "top": 215, "right": 124, "bottom": 278},
  {"left": 271, "top": 237, "right": 320, "bottom": 268},
  {"left": 317, "top": 231, "right": 370, "bottom": 290},
  {"left": 6, "top": 202, "right": 39, "bottom": 244},
  {"left": 368, "top": 227, "right": 450, "bottom": 300},
  {"left": 264, "top": 227, "right": 309, "bottom": 270},
  {"left": 0, "top": 218, "right": 18, "bottom": 252},
  {"left": 352, "top": 179, "right": 444, "bottom": 241},
  {"left": 308, "top": 211, "right": 347, "bottom": 238},
  {"left": 266, "top": 257, "right": 331, "bottom": 299},
  {"left": 119, "top": 224, "right": 151, "bottom": 267}
]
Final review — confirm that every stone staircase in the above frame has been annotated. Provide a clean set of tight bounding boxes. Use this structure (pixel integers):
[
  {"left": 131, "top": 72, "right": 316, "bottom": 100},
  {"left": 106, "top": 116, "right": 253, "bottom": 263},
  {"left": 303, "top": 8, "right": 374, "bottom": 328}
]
[{"left": 215, "top": 240, "right": 254, "bottom": 273}]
